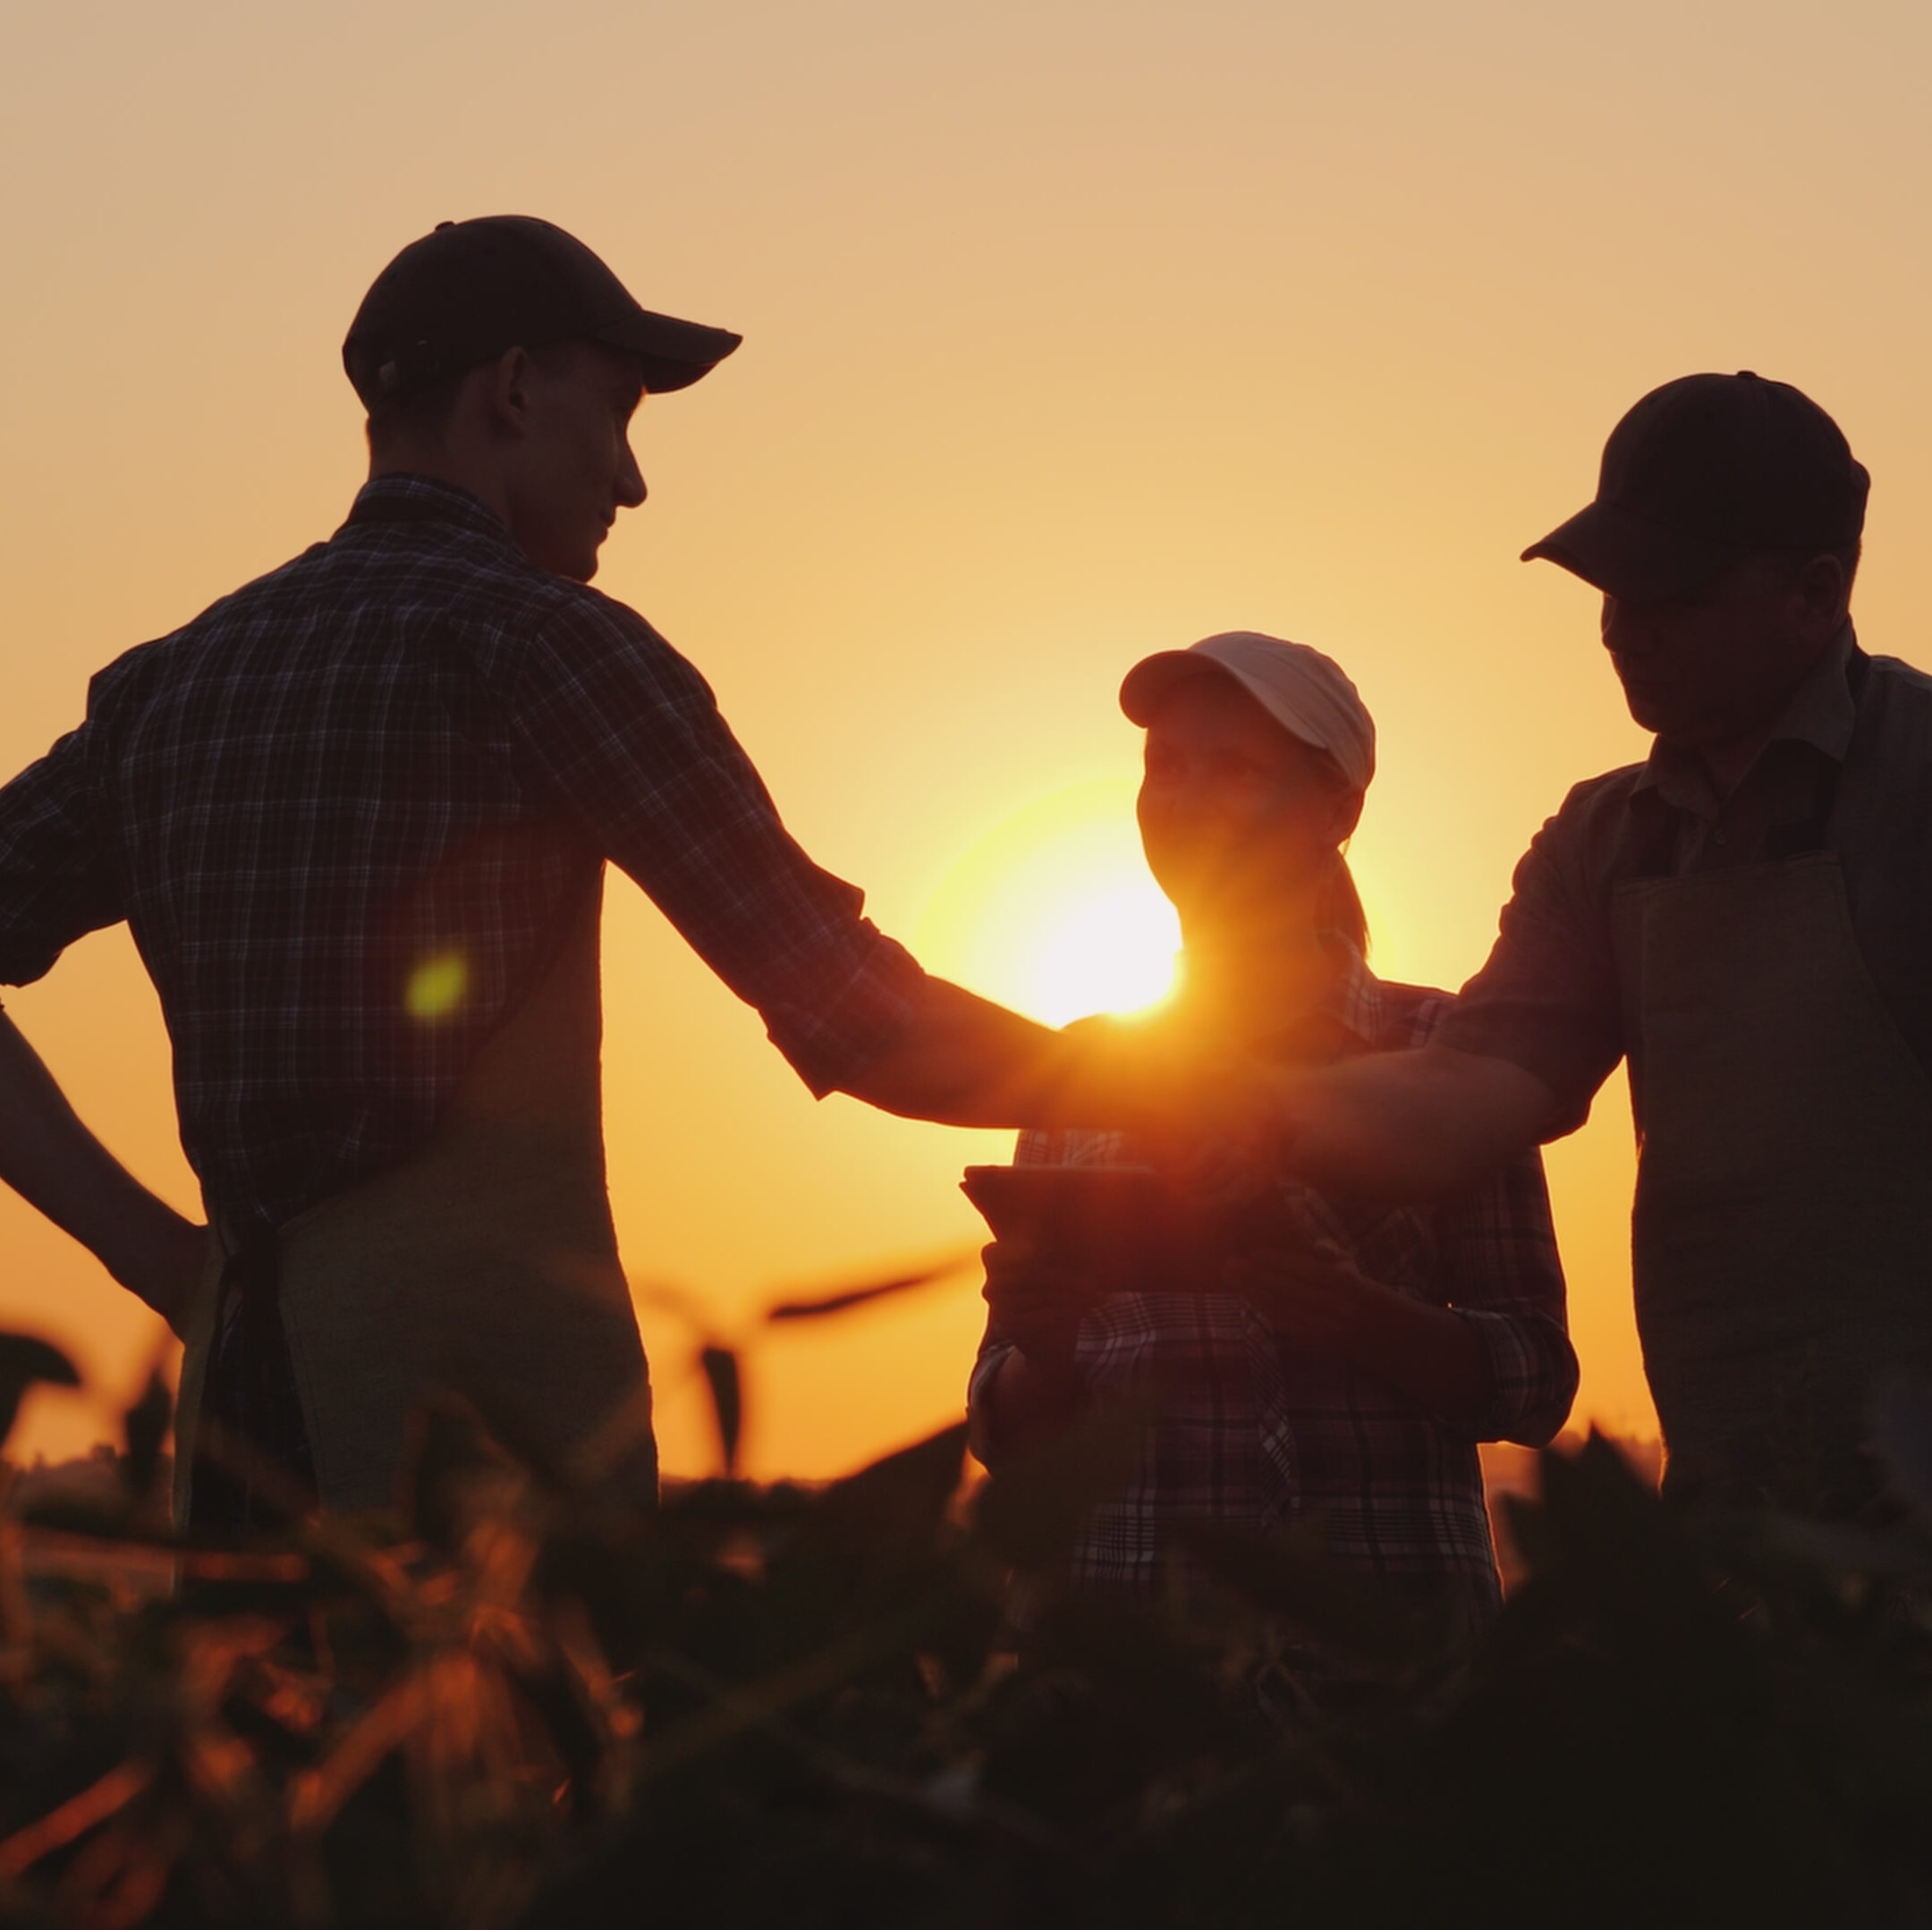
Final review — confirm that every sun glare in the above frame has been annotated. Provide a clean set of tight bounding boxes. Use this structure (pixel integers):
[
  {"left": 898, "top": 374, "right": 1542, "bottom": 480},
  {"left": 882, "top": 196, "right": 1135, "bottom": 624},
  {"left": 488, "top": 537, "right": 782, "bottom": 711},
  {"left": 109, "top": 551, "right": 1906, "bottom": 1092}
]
[
  {"left": 1024, "top": 880, "right": 1180, "bottom": 1025},
  {"left": 915, "top": 780, "right": 1181, "bottom": 1028}
]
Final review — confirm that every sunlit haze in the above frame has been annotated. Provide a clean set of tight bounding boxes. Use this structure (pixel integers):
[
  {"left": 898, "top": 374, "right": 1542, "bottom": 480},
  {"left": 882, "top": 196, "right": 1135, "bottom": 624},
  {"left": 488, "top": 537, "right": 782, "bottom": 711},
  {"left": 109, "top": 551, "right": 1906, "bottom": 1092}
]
[
  {"left": 4, "top": 0, "right": 1928, "bottom": 1477},
  {"left": 916, "top": 781, "right": 1181, "bottom": 1027}
]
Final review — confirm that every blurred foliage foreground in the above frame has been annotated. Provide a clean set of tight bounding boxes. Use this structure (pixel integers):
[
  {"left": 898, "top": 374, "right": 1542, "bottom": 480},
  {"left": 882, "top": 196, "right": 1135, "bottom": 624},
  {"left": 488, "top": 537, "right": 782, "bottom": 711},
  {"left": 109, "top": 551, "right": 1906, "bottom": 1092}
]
[{"left": 3, "top": 1328, "right": 1932, "bottom": 1930}]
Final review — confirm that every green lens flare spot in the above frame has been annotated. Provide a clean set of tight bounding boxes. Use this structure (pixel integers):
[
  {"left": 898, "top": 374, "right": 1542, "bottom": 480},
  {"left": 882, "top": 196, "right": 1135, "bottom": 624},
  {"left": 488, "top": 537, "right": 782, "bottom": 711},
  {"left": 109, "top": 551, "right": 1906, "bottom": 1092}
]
[{"left": 405, "top": 950, "right": 469, "bottom": 1020}]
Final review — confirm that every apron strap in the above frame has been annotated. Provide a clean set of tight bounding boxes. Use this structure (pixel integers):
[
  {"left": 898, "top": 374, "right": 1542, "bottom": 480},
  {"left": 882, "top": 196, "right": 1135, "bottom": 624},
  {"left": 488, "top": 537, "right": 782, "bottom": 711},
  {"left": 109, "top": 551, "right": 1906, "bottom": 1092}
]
[{"left": 191, "top": 1223, "right": 318, "bottom": 1532}]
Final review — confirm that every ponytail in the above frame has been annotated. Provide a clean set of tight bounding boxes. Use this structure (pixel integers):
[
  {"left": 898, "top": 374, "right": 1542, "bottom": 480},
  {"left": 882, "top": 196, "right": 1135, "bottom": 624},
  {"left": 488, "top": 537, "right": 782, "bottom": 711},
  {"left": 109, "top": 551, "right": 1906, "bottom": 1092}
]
[{"left": 1317, "top": 850, "right": 1369, "bottom": 957}]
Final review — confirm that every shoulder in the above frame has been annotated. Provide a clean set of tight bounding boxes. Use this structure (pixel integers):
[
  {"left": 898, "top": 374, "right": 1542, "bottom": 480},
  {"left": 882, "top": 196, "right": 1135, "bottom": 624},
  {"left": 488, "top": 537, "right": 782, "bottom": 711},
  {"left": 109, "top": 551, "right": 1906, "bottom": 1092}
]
[
  {"left": 1542, "top": 760, "right": 1650, "bottom": 835},
  {"left": 1858, "top": 652, "right": 1932, "bottom": 739},
  {"left": 1862, "top": 650, "right": 1932, "bottom": 697},
  {"left": 81, "top": 538, "right": 343, "bottom": 711},
  {"left": 1358, "top": 972, "right": 1456, "bottom": 1049},
  {"left": 1490, "top": 759, "right": 1657, "bottom": 923},
  {"left": 517, "top": 579, "right": 716, "bottom": 700},
  {"left": 84, "top": 637, "right": 165, "bottom": 715}
]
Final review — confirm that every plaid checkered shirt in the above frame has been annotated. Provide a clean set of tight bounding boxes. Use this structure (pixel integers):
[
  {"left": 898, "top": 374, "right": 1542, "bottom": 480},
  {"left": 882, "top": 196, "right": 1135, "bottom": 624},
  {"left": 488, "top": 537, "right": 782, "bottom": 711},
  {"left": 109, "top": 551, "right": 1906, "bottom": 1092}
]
[
  {"left": 0, "top": 475, "right": 926, "bottom": 1234},
  {"left": 968, "top": 951, "right": 1577, "bottom": 1615}
]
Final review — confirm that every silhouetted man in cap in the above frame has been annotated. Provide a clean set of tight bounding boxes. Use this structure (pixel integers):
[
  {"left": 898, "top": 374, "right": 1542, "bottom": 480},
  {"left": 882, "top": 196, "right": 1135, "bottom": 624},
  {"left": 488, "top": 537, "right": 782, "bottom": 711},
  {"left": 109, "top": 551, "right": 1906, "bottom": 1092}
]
[
  {"left": 1269, "top": 371, "right": 1930, "bottom": 1516},
  {"left": 0, "top": 216, "right": 1185, "bottom": 1526}
]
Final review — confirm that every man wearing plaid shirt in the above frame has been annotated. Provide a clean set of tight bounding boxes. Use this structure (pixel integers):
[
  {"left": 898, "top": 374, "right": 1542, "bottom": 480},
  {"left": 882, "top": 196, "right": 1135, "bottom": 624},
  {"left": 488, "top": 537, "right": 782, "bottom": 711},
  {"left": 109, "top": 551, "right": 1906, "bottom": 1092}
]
[{"left": 0, "top": 217, "right": 1181, "bottom": 1525}]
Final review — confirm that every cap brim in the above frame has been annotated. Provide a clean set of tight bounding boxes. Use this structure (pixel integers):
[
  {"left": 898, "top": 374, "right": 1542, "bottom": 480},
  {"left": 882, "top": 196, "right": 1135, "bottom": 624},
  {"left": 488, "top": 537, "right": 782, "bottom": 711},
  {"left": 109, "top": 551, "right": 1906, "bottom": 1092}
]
[
  {"left": 1521, "top": 499, "right": 1744, "bottom": 603},
  {"left": 1119, "top": 651, "right": 1232, "bottom": 726},
  {"left": 592, "top": 306, "right": 743, "bottom": 394}
]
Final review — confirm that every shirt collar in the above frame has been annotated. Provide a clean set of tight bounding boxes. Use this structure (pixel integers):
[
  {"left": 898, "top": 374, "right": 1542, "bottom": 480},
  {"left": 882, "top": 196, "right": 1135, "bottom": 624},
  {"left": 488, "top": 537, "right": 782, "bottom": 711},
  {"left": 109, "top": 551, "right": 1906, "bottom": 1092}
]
[
  {"left": 1167, "top": 932, "right": 1386, "bottom": 1055},
  {"left": 339, "top": 473, "right": 521, "bottom": 554},
  {"left": 1321, "top": 935, "right": 1385, "bottom": 1047},
  {"left": 1635, "top": 620, "right": 1859, "bottom": 810}
]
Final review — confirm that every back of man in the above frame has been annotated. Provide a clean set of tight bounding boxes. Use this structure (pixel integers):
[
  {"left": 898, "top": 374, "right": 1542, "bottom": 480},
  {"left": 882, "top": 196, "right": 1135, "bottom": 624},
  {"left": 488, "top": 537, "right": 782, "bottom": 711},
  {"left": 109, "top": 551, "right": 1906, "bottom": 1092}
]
[
  {"left": 42, "top": 473, "right": 894, "bottom": 1511},
  {"left": 0, "top": 216, "right": 1187, "bottom": 1528},
  {"left": 75, "top": 477, "right": 913, "bottom": 1237}
]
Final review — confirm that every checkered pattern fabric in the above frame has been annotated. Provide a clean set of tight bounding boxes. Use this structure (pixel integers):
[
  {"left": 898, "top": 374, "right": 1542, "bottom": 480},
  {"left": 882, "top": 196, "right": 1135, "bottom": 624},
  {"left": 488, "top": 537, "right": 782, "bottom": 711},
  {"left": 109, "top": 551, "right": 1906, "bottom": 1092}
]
[
  {"left": 969, "top": 952, "right": 1576, "bottom": 1611},
  {"left": 0, "top": 476, "right": 925, "bottom": 1232}
]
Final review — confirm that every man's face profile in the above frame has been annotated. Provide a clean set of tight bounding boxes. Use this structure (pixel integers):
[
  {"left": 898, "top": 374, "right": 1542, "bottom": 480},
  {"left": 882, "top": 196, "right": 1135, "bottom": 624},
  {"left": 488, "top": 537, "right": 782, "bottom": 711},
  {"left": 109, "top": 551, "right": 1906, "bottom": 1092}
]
[
  {"left": 1598, "top": 551, "right": 1848, "bottom": 751},
  {"left": 500, "top": 342, "right": 650, "bottom": 583}
]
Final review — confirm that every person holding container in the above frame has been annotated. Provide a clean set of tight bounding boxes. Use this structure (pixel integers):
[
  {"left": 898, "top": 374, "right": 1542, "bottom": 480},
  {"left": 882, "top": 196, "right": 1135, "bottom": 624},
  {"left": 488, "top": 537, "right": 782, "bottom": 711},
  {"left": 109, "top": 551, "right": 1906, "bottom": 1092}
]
[{"left": 966, "top": 633, "right": 1578, "bottom": 1624}]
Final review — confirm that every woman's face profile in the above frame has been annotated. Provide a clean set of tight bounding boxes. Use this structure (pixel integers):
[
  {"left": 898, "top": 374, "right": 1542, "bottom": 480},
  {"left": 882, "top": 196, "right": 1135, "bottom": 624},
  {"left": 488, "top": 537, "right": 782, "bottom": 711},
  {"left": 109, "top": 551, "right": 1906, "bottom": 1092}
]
[{"left": 1136, "top": 674, "right": 1357, "bottom": 927}]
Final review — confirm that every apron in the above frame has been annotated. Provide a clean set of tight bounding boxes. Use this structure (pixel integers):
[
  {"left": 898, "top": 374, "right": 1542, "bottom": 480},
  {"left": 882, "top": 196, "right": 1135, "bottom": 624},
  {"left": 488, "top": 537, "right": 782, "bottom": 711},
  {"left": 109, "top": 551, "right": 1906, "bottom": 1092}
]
[
  {"left": 1614, "top": 851, "right": 1932, "bottom": 1513},
  {"left": 174, "top": 872, "right": 655, "bottom": 1521}
]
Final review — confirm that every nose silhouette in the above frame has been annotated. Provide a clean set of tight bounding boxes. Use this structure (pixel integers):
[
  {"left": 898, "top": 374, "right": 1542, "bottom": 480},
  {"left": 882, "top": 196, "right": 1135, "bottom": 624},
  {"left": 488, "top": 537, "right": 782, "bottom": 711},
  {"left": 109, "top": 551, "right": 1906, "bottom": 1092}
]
[
  {"left": 617, "top": 439, "right": 647, "bottom": 510},
  {"left": 1600, "top": 595, "right": 1656, "bottom": 657}
]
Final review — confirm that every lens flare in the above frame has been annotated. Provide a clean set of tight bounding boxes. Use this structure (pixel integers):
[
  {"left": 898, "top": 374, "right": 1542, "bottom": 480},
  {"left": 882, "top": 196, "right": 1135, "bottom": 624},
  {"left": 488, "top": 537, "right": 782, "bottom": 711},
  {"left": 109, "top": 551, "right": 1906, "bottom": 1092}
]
[{"left": 405, "top": 950, "right": 469, "bottom": 1020}]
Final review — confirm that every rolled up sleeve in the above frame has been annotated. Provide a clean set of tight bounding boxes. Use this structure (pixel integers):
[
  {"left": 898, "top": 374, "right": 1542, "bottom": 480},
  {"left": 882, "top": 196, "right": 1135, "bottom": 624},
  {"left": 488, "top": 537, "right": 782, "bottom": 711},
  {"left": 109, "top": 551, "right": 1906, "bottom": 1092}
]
[
  {"left": 1437, "top": 779, "right": 1631, "bottom": 1140},
  {"left": 509, "top": 599, "right": 927, "bottom": 1096},
  {"left": 1436, "top": 1147, "right": 1579, "bottom": 1447},
  {"left": 0, "top": 722, "right": 123, "bottom": 988}
]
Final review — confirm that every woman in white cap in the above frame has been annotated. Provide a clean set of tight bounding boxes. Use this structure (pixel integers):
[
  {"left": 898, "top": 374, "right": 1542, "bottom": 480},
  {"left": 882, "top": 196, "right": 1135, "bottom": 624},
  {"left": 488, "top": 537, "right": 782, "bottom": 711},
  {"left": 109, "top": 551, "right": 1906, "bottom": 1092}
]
[{"left": 966, "top": 632, "right": 1578, "bottom": 1634}]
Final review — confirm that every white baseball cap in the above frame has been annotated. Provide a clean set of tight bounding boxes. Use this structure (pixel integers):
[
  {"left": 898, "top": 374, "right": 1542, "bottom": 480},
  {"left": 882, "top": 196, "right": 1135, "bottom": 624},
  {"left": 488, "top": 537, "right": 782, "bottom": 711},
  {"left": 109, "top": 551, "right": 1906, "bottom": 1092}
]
[{"left": 1119, "top": 631, "right": 1376, "bottom": 795}]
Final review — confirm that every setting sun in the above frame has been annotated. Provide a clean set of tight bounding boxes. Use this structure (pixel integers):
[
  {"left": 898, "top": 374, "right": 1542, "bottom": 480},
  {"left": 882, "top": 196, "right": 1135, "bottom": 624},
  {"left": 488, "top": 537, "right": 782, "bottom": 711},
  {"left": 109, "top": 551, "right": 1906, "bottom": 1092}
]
[
  {"left": 1025, "top": 877, "right": 1180, "bottom": 1026},
  {"left": 915, "top": 779, "right": 1181, "bottom": 1028}
]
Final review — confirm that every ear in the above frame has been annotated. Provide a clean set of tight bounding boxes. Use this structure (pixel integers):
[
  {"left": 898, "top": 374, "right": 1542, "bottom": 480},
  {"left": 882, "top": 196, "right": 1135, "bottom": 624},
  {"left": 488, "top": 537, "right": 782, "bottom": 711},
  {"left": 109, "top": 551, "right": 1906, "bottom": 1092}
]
[
  {"left": 1325, "top": 784, "right": 1365, "bottom": 845},
  {"left": 478, "top": 345, "right": 537, "bottom": 439},
  {"left": 1792, "top": 552, "right": 1852, "bottom": 641}
]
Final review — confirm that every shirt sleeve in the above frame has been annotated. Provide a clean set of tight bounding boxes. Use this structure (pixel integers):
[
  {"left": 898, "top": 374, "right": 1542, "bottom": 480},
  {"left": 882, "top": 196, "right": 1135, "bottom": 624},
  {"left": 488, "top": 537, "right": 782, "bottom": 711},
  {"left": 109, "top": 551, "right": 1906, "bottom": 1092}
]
[
  {"left": 0, "top": 720, "right": 123, "bottom": 987},
  {"left": 1434, "top": 778, "right": 1631, "bottom": 1139},
  {"left": 506, "top": 596, "right": 927, "bottom": 1097},
  {"left": 966, "top": 1328, "right": 1017, "bottom": 1469},
  {"left": 1434, "top": 1147, "right": 1579, "bottom": 1447}
]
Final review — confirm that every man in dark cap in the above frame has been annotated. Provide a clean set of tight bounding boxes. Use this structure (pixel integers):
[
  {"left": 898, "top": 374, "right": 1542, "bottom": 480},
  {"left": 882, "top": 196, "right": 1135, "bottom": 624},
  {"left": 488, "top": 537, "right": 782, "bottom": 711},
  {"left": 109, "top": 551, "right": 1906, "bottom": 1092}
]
[
  {"left": 1269, "top": 371, "right": 1932, "bottom": 1516},
  {"left": 0, "top": 216, "right": 1186, "bottom": 1526}
]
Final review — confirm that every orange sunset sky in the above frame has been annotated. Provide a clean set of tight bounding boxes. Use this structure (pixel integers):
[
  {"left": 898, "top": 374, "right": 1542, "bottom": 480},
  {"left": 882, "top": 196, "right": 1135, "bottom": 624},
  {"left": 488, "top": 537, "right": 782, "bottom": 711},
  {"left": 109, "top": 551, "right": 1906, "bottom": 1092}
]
[{"left": 4, "top": 0, "right": 1930, "bottom": 1478}]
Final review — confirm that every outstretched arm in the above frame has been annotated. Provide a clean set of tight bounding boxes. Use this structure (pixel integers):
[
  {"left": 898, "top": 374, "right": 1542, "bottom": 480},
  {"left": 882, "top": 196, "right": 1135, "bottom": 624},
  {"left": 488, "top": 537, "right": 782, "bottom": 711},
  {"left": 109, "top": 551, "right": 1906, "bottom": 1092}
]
[
  {"left": 837, "top": 978, "right": 1130, "bottom": 1127},
  {"left": 835, "top": 977, "right": 1260, "bottom": 1139},
  {"left": 840, "top": 986, "right": 1557, "bottom": 1216},
  {"left": 1272, "top": 1042, "right": 1557, "bottom": 1204},
  {"left": 0, "top": 1008, "right": 205, "bottom": 1333}
]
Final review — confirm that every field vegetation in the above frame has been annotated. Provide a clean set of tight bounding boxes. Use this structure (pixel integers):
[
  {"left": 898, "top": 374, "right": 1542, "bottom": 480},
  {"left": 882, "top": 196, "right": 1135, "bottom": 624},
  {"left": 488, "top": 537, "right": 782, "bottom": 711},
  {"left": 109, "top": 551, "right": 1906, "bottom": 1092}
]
[{"left": 1, "top": 1291, "right": 1930, "bottom": 1929}]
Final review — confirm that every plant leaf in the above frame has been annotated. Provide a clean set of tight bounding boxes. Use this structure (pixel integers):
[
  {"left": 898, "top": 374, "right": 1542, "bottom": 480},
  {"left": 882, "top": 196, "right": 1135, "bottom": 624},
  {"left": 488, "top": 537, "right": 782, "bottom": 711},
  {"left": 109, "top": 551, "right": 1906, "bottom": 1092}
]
[
  {"left": 399, "top": 1392, "right": 517, "bottom": 1548},
  {"left": 764, "top": 1254, "right": 972, "bottom": 1323},
  {"left": 0, "top": 1333, "right": 80, "bottom": 1452},
  {"left": 122, "top": 1369, "right": 172, "bottom": 1506},
  {"left": 815, "top": 1422, "right": 970, "bottom": 1555},
  {"left": 699, "top": 1345, "right": 742, "bottom": 1477}
]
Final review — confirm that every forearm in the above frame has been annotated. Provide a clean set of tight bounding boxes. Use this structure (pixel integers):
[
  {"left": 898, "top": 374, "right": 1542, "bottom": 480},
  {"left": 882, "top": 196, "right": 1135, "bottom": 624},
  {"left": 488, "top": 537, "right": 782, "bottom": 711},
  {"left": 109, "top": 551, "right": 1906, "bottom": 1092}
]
[
  {"left": 1330, "top": 1282, "right": 1496, "bottom": 1429},
  {"left": 839, "top": 978, "right": 1175, "bottom": 1130},
  {"left": 1275, "top": 1043, "right": 1555, "bottom": 1205},
  {"left": 0, "top": 1010, "right": 201, "bottom": 1325}
]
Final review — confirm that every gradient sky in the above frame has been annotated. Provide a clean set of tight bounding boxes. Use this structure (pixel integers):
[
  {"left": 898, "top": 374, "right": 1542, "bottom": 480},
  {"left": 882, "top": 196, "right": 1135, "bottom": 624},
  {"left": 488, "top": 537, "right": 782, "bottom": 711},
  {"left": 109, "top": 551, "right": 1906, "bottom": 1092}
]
[{"left": 4, "top": 0, "right": 1929, "bottom": 1476}]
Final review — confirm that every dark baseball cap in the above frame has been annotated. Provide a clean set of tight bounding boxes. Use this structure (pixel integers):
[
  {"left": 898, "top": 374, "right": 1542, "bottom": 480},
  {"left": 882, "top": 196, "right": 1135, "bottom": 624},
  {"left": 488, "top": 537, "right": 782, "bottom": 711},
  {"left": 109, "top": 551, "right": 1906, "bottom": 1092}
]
[
  {"left": 343, "top": 215, "right": 741, "bottom": 408},
  {"left": 1521, "top": 371, "right": 1868, "bottom": 602}
]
